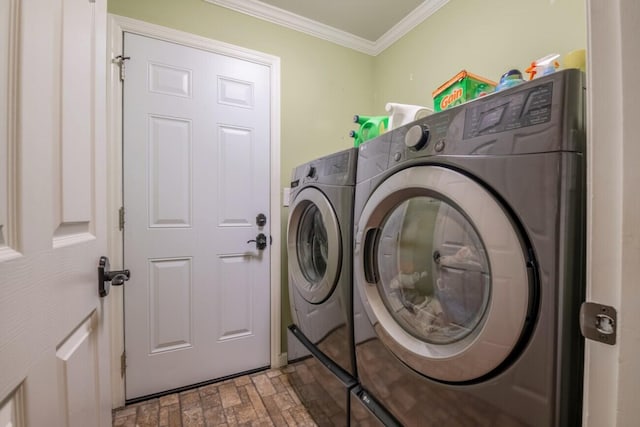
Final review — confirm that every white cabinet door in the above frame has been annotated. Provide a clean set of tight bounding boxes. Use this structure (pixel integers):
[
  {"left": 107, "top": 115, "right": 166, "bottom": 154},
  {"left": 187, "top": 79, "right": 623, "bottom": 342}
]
[
  {"left": 123, "top": 33, "right": 271, "bottom": 400},
  {"left": 0, "top": 0, "right": 110, "bottom": 426}
]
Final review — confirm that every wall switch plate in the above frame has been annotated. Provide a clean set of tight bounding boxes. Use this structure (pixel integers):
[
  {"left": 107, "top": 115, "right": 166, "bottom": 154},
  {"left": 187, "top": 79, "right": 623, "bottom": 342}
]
[{"left": 283, "top": 187, "right": 290, "bottom": 207}]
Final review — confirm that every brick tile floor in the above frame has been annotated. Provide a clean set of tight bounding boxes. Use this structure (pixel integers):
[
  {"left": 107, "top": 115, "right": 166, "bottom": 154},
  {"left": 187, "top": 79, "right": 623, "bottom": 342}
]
[{"left": 112, "top": 365, "right": 318, "bottom": 427}]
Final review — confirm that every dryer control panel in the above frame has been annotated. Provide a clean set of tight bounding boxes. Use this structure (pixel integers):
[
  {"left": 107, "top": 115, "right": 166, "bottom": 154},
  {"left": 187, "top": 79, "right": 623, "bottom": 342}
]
[
  {"left": 290, "top": 146, "right": 357, "bottom": 191},
  {"left": 463, "top": 82, "right": 553, "bottom": 139},
  {"left": 386, "top": 68, "right": 585, "bottom": 160}
]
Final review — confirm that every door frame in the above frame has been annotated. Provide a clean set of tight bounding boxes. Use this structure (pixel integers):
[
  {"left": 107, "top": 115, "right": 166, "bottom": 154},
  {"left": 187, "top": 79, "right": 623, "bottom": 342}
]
[{"left": 106, "top": 14, "right": 282, "bottom": 407}]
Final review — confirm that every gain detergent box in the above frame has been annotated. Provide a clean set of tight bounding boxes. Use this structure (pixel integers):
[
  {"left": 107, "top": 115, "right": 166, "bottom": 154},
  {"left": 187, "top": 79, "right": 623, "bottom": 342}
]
[{"left": 432, "top": 70, "right": 497, "bottom": 112}]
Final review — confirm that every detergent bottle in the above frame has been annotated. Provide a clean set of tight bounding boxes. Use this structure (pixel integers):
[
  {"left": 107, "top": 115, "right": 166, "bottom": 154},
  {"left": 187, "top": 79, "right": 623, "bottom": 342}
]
[
  {"left": 385, "top": 103, "right": 432, "bottom": 130},
  {"left": 495, "top": 69, "right": 525, "bottom": 92},
  {"left": 350, "top": 115, "right": 388, "bottom": 147}
]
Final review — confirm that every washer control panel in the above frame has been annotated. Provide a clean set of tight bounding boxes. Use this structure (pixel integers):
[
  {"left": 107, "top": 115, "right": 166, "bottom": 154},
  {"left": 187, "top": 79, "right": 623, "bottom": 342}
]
[
  {"left": 463, "top": 82, "right": 553, "bottom": 139},
  {"left": 379, "top": 69, "right": 582, "bottom": 163}
]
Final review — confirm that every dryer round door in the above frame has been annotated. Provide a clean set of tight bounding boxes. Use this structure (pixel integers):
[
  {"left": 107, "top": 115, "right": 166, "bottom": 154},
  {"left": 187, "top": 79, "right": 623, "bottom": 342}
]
[
  {"left": 354, "top": 166, "right": 533, "bottom": 383},
  {"left": 288, "top": 187, "right": 342, "bottom": 304}
]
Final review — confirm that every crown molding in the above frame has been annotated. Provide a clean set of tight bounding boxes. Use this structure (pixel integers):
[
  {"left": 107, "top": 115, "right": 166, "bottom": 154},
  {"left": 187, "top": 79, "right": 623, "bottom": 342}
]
[
  {"left": 203, "top": 0, "right": 449, "bottom": 56},
  {"left": 204, "top": 0, "right": 377, "bottom": 55},
  {"left": 374, "top": 0, "right": 449, "bottom": 55}
]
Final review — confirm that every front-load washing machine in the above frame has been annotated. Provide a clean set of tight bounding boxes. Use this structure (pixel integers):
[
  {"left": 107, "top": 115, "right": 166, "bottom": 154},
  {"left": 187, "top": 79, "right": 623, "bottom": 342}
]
[
  {"left": 287, "top": 147, "right": 359, "bottom": 426},
  {"left": 351, "top": 69, "right": 586, "bottom": 426}
]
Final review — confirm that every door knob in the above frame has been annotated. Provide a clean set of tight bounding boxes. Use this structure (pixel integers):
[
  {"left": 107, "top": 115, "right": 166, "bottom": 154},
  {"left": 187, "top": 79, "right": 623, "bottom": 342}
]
[
  {"left": 247, "top": 233, "right": 268, "bottom": 250},
  {"left": 98, "top": 256, "right": 131, "bottom": 297}
]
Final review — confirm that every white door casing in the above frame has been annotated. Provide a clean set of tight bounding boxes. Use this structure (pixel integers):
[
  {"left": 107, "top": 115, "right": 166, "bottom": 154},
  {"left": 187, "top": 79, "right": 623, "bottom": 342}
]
[
  {"left": 0, "top": 0, "right": 110, "bottom": 426},
  {"left": 584, "top": 1, "right": 640, "bottom": 426},
  {"left": 122, "top": 31, "right": 276, "bottom": 399}
]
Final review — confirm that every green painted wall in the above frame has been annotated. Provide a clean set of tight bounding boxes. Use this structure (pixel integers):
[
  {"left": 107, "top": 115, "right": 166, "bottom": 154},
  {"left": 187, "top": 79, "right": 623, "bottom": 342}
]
[
  {"left": 108, "top": 0, "right": 586, "bottom": 356},
  {"left": 373, "top": 0, "right": 587, "bottom": 113}
]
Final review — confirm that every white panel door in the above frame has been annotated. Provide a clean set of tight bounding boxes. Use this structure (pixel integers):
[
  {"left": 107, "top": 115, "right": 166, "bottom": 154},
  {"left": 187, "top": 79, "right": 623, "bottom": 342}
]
[
  {"left": 123, "top": 33, "right": 271, "bottom": 399},
  {"left": 0, "top": 0, "right": 110, "bottom": 426}
]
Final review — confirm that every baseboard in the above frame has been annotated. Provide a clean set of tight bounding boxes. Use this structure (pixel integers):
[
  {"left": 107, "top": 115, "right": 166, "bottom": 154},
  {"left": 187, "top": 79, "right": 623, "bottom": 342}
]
[{"left": 278, "top": 352, "right": 288, "bottom": 367}]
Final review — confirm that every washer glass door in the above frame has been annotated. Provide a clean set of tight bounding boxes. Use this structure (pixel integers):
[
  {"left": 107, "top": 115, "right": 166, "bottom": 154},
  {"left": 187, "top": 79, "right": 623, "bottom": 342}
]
[
  {"left": 355, "top": 166, "right": 532, "bottom": 382},
  {"left": 288, "top": 187, "right": 341, "bottom": 304},
  {"left": 377, "top": 196, "right": 490, "bottom": 346}
]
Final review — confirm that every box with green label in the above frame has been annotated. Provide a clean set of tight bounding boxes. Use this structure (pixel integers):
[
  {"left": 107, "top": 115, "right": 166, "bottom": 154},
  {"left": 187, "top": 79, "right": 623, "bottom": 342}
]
[{"left": 432, "top": 70, "right": 497, "bottom": 112}]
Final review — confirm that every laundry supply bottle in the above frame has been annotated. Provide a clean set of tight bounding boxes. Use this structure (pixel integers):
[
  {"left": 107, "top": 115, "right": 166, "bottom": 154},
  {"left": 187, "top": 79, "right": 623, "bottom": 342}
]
[
  {"left": 350, "top": 115, "right": 388, "bottom": 147},
  {"left": 385, "top": 102, "right": 432, "bottom": 130}
]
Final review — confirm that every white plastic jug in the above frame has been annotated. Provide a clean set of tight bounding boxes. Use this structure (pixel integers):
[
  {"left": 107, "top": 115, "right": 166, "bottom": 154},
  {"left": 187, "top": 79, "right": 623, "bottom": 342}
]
[{"left": 385, "top": 102, "right": 433, "bottom": 130}]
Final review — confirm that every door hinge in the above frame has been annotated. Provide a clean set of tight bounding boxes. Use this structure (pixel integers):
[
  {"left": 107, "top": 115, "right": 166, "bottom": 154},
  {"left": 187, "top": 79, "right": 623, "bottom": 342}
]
[
  {"left": 119, "top": 206, "right": 125, "bottom": 231},
  {"left": 580, "top": 302, "right": 617, "bottom": 345},
  {"left": 112, "top": 55, "right": 131, "bottom": 81},
  {"left": 120, "top": 351, "right": 126, "bottom": 377}
]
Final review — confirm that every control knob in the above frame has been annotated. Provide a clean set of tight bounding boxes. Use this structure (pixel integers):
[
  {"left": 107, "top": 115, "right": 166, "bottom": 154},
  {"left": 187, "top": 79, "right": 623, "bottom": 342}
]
[
  {"left": 307, "top": 165, "right": 316, "bottom": 178},
  {"left": 404, "top": 124, "right": 430, "bottom": 150}
]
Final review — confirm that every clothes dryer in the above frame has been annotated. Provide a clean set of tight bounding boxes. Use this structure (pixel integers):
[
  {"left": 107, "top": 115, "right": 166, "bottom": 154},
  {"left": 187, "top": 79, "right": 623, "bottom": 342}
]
[
  {"left": 351, "top": 69, "right": 586, "bottom": 426},
  {"left": 287, "top": 147, "right": 358, "bottom": 426}
]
